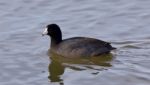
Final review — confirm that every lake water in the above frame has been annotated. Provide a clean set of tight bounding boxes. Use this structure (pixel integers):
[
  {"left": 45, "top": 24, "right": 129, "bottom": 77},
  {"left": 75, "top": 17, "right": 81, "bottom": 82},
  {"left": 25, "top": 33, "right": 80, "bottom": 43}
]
[{"left": 0, "top": 0, "right": 150, "bottom": 85}]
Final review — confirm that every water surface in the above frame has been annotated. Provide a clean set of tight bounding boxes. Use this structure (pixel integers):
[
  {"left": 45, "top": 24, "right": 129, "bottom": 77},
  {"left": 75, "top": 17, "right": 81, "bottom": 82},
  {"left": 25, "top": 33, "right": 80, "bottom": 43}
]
[{"left": 0, "top": 0, "right": 150, "bottom": 85}]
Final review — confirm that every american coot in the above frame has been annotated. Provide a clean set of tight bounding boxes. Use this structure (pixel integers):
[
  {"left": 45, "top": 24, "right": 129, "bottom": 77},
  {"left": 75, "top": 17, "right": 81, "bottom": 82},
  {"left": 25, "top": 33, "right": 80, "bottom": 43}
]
[{"left": 42, "top": 24, "right": 116, "bottom": 58}]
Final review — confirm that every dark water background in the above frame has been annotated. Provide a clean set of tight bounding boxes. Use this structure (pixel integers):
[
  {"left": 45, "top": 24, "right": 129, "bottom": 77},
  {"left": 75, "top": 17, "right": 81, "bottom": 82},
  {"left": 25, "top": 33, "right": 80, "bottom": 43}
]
[{"left": 0, "top": 0, "right": 150, "bottom": 85}]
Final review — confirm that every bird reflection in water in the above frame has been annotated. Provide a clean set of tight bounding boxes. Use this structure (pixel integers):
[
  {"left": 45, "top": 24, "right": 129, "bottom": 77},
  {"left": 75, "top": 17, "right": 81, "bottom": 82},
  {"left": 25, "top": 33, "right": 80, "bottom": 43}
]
[{"left": 47, "top": 50, "right": 114, "bottom": 84}]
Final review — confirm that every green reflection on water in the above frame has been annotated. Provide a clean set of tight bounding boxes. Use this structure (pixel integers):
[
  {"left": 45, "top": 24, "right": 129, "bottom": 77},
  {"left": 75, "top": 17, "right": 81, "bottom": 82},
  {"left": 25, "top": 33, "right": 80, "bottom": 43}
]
[
  {"left": 48, "top": 60, "right": 64, "bottom": 82},
  {"left": 47, "top": 50, "right": 114, "bottom": 83}
]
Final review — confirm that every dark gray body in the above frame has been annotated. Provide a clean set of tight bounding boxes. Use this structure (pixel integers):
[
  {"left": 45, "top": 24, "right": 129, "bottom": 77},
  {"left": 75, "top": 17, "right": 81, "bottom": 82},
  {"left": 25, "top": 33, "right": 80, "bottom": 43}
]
[{"left": 51, "top": 37, "right": 115, "bottom": 58}]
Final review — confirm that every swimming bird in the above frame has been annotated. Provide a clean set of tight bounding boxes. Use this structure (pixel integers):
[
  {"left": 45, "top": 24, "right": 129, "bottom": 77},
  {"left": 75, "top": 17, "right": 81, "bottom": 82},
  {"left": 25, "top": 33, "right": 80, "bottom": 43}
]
[{"left": 42, "top": 24, "right": 116, "bottom": 58}]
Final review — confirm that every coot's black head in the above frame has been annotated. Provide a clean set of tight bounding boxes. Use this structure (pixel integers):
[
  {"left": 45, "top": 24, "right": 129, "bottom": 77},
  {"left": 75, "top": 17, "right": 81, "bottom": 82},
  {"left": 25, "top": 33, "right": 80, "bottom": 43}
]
[{"left": 42, "top": 24, "right": 62, "bottom": 43}]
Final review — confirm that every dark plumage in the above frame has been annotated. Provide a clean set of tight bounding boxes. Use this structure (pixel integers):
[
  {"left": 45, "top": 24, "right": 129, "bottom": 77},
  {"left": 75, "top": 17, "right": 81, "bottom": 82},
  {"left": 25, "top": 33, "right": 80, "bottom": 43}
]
[{"left": 42, "top": 24, "right": 116, "bottom": 58}]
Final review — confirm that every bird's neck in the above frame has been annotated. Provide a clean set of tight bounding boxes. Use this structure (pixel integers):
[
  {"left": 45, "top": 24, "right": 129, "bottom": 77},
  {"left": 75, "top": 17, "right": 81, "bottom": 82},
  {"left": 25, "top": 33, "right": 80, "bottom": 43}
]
[{"left": 50, "top": 36, "right": 62, "bottom": 47}]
